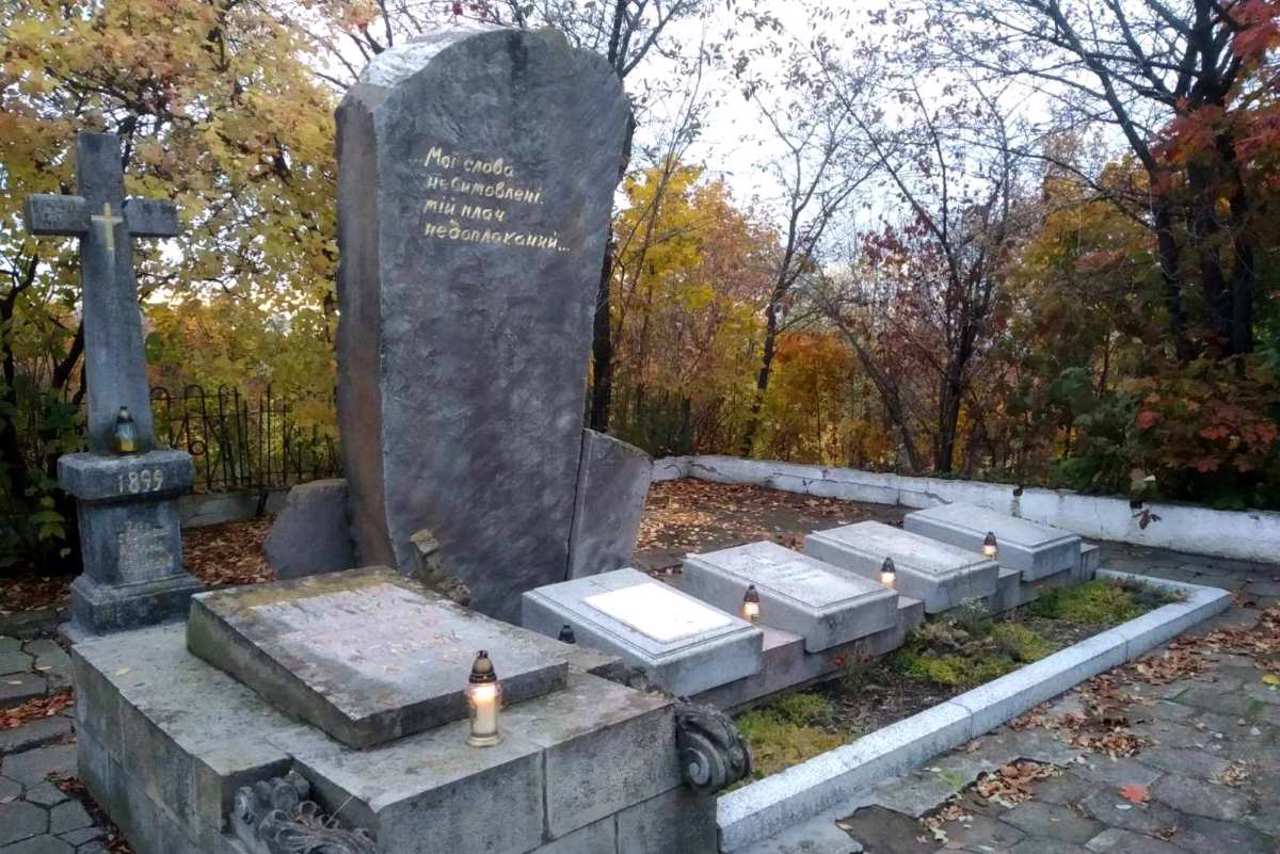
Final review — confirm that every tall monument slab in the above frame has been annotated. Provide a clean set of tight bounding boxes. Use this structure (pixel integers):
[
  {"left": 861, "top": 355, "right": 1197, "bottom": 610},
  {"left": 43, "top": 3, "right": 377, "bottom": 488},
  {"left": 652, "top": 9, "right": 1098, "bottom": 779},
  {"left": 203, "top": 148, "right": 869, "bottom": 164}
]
[{"left": 336, "top": 26, "right": 635, "bottom": 620}]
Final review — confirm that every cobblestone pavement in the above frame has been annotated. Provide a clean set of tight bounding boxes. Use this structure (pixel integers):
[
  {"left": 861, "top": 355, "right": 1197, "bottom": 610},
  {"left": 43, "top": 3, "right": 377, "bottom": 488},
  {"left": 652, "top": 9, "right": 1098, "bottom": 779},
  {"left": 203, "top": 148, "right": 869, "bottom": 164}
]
[
  {"left": 0, "top": 636, "right": 102, "bottom": 853},
  {"left": 1, "top": 540, "right": 1277, "bottom": 853},
  {"left": 834, "top": 541, "right": 1280, "bottom": 854}
]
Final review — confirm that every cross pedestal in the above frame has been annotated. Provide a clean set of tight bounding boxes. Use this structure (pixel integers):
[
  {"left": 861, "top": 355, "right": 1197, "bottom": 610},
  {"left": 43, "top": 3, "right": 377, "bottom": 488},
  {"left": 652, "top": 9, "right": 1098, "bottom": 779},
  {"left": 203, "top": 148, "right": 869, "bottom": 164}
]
[
  {"left": 25, "top": 132, "right": 202, "bottom": 637},
  {"left": 59, "top": 451, "right": 202, "bottom": 636}
]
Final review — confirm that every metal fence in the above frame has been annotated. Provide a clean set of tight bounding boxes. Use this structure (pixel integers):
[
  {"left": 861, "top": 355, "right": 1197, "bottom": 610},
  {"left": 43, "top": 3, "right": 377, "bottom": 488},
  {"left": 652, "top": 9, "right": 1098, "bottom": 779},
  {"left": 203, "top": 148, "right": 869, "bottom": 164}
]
[{"left": 150, "top": 385, "right": 340, "bottom": 493}]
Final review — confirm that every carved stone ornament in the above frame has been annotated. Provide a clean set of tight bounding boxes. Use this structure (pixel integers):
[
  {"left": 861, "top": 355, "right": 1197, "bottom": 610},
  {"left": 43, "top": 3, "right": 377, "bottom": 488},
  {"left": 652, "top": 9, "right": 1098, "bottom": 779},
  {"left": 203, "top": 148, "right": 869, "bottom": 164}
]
[
  {"left": 674, "top": 701, "right": 752, "bottom": 793},
  {"left": 231, "top": 770, "right": 377, "bottom": 854}
]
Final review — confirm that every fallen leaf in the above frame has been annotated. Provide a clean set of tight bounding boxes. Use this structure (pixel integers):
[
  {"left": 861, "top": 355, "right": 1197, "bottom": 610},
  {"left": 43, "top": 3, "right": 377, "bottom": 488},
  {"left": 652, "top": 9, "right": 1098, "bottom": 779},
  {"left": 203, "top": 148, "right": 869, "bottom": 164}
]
[
  {"left": 1261, "top": 673, "right": 1279, "bottom": 686},
  {"left": 1119, "top": 784, "right": 1150, "bottom": 804}
]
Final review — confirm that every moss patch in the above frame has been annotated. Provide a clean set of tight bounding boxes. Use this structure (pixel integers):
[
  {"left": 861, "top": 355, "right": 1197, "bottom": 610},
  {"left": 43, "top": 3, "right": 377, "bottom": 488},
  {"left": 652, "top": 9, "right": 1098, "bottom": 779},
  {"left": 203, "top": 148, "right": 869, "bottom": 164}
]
[
  {"left": 890, "top": 609, "right": 1058, "bottom": 689},
  {"left": 736, "top": 692, "right": 845, "bottom": 780},
  {"left": 1027, "top": 579, "right": 1174, "bottom": 625}
]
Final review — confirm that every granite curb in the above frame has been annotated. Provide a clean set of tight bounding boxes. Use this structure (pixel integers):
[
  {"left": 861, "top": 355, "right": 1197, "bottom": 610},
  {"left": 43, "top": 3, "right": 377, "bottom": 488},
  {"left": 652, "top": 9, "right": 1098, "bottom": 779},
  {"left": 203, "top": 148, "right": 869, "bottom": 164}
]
[{"left": 716, "top": 574, "right": 1233, "bottom": 852}]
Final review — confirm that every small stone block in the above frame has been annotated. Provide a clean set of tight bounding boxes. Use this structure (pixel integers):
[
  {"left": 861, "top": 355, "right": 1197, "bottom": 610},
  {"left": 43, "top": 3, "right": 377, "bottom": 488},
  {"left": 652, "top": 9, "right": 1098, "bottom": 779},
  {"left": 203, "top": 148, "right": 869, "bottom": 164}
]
[
  {"left": 522, "top": 568, "right": 763, "bottom": 696},
  {"left": 123, "top": 198, "right": 178, "bottom": 237},
  {"left": 805, "top": 521, "right": 998, "bottom": 614},
  {"left": 24, "top": 194, "right": 88, "bottom": 236},
  {"left": 903, "top": 503, "right": 1081, "bottom": 580},
  {"left": 187, "top": 567, "right": 568, "bottom": 748},
  {"left": 57, "top": 450, "right": 194, "bottom": 502},
  {"left": 682, "top": 541, "right": 897, "bottom": 652},
  {"left": 0, "top": 672, "right": 47, "bottom": 709}
]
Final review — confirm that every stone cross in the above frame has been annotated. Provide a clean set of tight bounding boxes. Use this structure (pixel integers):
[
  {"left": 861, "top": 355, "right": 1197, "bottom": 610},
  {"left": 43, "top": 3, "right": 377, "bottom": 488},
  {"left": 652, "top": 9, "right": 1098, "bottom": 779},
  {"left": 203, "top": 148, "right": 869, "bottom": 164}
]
[
  {"left": 24, "top": 131, "right": 201, "bottom": 637},
  {"left": 24, "top": 132, "right": 178, "bottom": 455}
]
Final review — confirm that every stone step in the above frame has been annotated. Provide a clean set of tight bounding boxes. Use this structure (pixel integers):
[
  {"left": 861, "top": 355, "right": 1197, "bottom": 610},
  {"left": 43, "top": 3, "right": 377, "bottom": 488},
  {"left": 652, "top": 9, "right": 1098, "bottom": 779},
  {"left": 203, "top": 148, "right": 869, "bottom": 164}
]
[
  {"left": 805, "top": 521, "right": 999, "bottom": 614},
  {"left": 903, "top": 503, "right": 1081, "bottom": 581},
  {"left": 521, "top": 567, "right": 763, "bottom": 696},
  {"left": 681, "top": 541, "right": 898, "bottom": 653}
]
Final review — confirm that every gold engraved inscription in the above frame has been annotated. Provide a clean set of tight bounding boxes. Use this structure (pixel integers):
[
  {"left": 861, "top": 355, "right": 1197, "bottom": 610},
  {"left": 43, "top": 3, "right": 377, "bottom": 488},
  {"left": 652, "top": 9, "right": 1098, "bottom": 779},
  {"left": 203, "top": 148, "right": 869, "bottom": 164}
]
[{"left": 419, "top": 145, "right": 570, "bottom": 254}]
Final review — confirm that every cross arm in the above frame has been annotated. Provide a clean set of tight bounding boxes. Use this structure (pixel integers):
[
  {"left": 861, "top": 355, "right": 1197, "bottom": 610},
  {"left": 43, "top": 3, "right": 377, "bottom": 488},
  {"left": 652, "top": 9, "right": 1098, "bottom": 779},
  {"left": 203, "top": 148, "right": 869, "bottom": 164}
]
[
  {"left": 124, "top": 198, "right": 179, "bottom": 237},
  {"left": 24, "top": 194, "right": 88, "bottom": 236}
]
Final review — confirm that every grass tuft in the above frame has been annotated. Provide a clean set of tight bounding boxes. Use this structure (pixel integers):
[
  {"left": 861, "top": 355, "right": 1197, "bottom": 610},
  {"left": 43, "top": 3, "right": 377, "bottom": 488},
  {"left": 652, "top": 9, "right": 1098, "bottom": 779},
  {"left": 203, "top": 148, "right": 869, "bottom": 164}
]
[{"left": 1027, "top": 579, "right": 1171, "bottom": 625}]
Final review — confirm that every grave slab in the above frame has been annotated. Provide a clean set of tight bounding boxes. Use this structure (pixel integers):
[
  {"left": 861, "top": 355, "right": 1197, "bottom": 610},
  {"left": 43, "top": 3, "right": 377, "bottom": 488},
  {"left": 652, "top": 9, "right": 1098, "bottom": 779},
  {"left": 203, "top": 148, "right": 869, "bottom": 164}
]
[
  {"left": 187, "top": 567, "right": 568, "bottom": 749},
  {"left": 805, "top": 522, "right": 999, "bottom": 614},
  {"left": 903, "top": 503, "right": 1080, "bottom": 580},
  {"left": 522, "top": 568, "right": 763, "bottom": 696},
  {"left": 682, "top": 541, "right": 897, "bottom": 652},
  {"left": 73, "top": 620, "right": 708, "bottom": 854}
]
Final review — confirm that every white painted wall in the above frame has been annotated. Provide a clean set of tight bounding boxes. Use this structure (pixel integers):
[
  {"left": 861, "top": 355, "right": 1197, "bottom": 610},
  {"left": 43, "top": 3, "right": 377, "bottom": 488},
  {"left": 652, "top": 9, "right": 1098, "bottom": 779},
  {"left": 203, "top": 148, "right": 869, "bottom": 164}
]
[{"left": 653, "top": 455, "right": 1280, "bottom": 565}]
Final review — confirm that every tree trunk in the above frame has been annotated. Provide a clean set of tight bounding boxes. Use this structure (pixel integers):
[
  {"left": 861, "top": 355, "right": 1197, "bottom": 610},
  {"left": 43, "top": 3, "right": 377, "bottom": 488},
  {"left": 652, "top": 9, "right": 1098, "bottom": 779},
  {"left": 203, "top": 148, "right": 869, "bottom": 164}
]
[
  {"left": 739, "top": 299, "right": 780, "bottom": 456},
  {"left": 1152, "top": 196, "right": 1192, "bottom": 362}
]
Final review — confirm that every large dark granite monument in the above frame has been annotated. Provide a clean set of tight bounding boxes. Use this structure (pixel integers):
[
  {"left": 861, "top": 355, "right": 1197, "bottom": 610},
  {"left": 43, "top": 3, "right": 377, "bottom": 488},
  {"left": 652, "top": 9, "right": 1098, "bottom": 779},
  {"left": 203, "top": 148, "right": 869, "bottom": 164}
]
[
  {"left": 336, "top": 25, "right": 645, "bottom": 620},
  {"left": 25, "top": 133, "right": 202, "bottom": 636}
]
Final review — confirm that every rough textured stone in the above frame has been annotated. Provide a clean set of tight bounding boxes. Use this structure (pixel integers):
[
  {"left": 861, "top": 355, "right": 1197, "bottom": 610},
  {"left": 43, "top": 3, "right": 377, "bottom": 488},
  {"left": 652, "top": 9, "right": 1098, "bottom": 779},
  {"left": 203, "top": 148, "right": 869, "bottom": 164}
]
[
  {"left": 615, "top": 788, "right": 718, "bottom": 854},
  {"left": 0, "top": 744, "right": 75, "bottom": 787},
  {"left": 522, "top": 567, "right": 763, "bottom": 696},
  {"left": 1150, "top": 773, "right": 1252, "bottom": 821},
  {"left": 1085, "top": 828, "right": 1184, "bottom": 854},
  {"left": 903, "top": 502, "right": 1081, "bottom": 580},
  {"left": 0, "top": 651, "right": 31, "bottom": 675},
  {"left": 22, "top": 783, "right": 69, "bottom": 808},
  {"left": 681, "top": 541, "right": 897, "bottom": 652},
  {"left": 805, "top": 521, "right": 999, "bottom": 613},
  {"left": 263, "top": 479, "right": 355, "bottom": 579},
  {"left": 1001, "top": 801, "right": 1104, "bottom": 843},
  {"left": 567, "top": 430, "right": 652, "bottom": 579},
  {"left": 0, "top": 837, "right": 74, "bottom": 854},
  {"left": 0, "top": 801, "right": 47, "bottom": 845},
  {"left": 336, "top": 26, "right": 632, "bottom": 622},
  {"left": 60, "top": 452, "right": 202, "bottom": 636},
  {"left": 0, "top": 673, "right": 46, "bottom": 709},
  {"left": 187, "top": 568, "right": 567, "bottom": 748},
  {"left": 47, "top": 801, "right": 91, "bottom": 834}
]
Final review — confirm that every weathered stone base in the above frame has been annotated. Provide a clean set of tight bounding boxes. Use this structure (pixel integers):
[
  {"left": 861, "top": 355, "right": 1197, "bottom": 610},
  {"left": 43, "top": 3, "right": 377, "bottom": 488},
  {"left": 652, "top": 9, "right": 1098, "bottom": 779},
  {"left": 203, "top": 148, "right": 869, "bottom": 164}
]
[
  {"left": 72, "top": 623, "right": 716, "bottom": 854},
  {"left": 67, "top": 571, "right": 202, "bottom": 638}
]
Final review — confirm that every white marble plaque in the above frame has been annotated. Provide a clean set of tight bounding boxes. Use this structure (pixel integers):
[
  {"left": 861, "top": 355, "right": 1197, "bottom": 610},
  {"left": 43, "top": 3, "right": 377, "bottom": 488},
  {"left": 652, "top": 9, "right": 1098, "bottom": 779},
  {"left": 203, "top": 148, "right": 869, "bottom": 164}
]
[{"left": 585, "top": 582, "right": 732, "bottom": 642}]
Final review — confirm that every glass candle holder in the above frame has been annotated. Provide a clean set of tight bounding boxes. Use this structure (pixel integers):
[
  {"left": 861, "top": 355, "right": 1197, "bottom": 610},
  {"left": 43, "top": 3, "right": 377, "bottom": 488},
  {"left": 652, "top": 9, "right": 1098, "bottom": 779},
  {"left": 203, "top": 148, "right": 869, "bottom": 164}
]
[
  {"left": 742, "top": 584, "right": 761, "bottom": 623},
  {"left": 465, "top": 650, "right": 502, "bottom": 747},
  {"left": 982, "top": 531, "right": 999, "bottom": 560},
  {"left": 880, "top": 557, "right": 897, "bottom": 589}
]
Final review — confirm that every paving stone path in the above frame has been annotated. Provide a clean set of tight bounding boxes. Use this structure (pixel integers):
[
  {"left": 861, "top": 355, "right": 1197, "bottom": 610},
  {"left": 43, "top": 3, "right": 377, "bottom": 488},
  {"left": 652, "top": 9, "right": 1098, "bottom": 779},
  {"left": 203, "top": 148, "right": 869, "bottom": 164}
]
[
  {"left": 823, "top": 542, "right": 1280, "bottom": 854},
  {"left": 2, "top": 540, "right": 1277, "bottom": 854},
  {"left": 0, "top": 636, "right": 102, "bottom": 853}
]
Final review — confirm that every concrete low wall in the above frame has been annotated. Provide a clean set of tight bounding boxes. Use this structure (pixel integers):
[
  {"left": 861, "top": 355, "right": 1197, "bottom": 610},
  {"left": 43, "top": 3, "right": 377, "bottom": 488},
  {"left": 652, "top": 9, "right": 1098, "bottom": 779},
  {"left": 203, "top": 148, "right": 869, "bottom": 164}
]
[
  {"left": 653, "top": 455, "right": 1280, "bottom": 565},
  {"left": 177, "top": 489, "right": 288, "bottom": 529}
]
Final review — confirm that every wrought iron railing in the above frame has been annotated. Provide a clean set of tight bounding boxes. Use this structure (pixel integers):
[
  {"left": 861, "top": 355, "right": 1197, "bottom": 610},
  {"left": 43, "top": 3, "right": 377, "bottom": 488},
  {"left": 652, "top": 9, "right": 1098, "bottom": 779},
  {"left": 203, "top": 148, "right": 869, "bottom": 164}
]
[{"left": 150, "top": 385, "right": 340, "bottom": 493}]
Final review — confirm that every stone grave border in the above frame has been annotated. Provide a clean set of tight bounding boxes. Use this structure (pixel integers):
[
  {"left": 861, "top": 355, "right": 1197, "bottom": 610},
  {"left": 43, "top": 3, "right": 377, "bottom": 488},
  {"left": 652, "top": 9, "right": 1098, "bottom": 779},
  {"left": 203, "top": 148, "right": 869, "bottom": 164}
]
[
  {"left": 653, "top": 454, "right": 1280, "bottom": 564},
  {"left": 714, "top": 571, "right": 1232, "bottom": 852}
]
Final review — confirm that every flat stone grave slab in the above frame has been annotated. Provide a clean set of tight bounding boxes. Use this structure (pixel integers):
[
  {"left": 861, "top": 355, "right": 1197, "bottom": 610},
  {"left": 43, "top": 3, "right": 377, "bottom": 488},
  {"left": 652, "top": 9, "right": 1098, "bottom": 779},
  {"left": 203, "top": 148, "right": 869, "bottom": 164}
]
[
  {"left": 522, "top": 568, "right": 763, "bottom": 696},
  {"left": 187, "top": 567, "right": 567, "bottom": 749},
  {"left": 681, "top": 541, "right": 898, "bottom": 652},
  {"left": 805, "top": 521, "right": 999, "bottom": 614},
  {"left": 903, "top": 503, "right": 1081, "bottom": 581}
]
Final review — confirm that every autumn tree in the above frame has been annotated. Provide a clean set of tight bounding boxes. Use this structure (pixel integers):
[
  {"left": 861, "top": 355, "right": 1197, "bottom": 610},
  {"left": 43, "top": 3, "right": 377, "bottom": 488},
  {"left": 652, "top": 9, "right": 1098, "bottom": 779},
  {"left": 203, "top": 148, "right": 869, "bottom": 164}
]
[
  {"left": 1, "top": 0, "right": 336, "bottom": 569},
  {"left": 737, "top": 75, "right": 875, "bottom": 456},
  {"left": 812, "top": 70, "right": 1032, "bottom": 474},
  {"left": 928, "top": 0, "right": 1280, "bottom": 361},
  {"left": 610, "top": 162, "right": 777, "bottom": 453}
]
